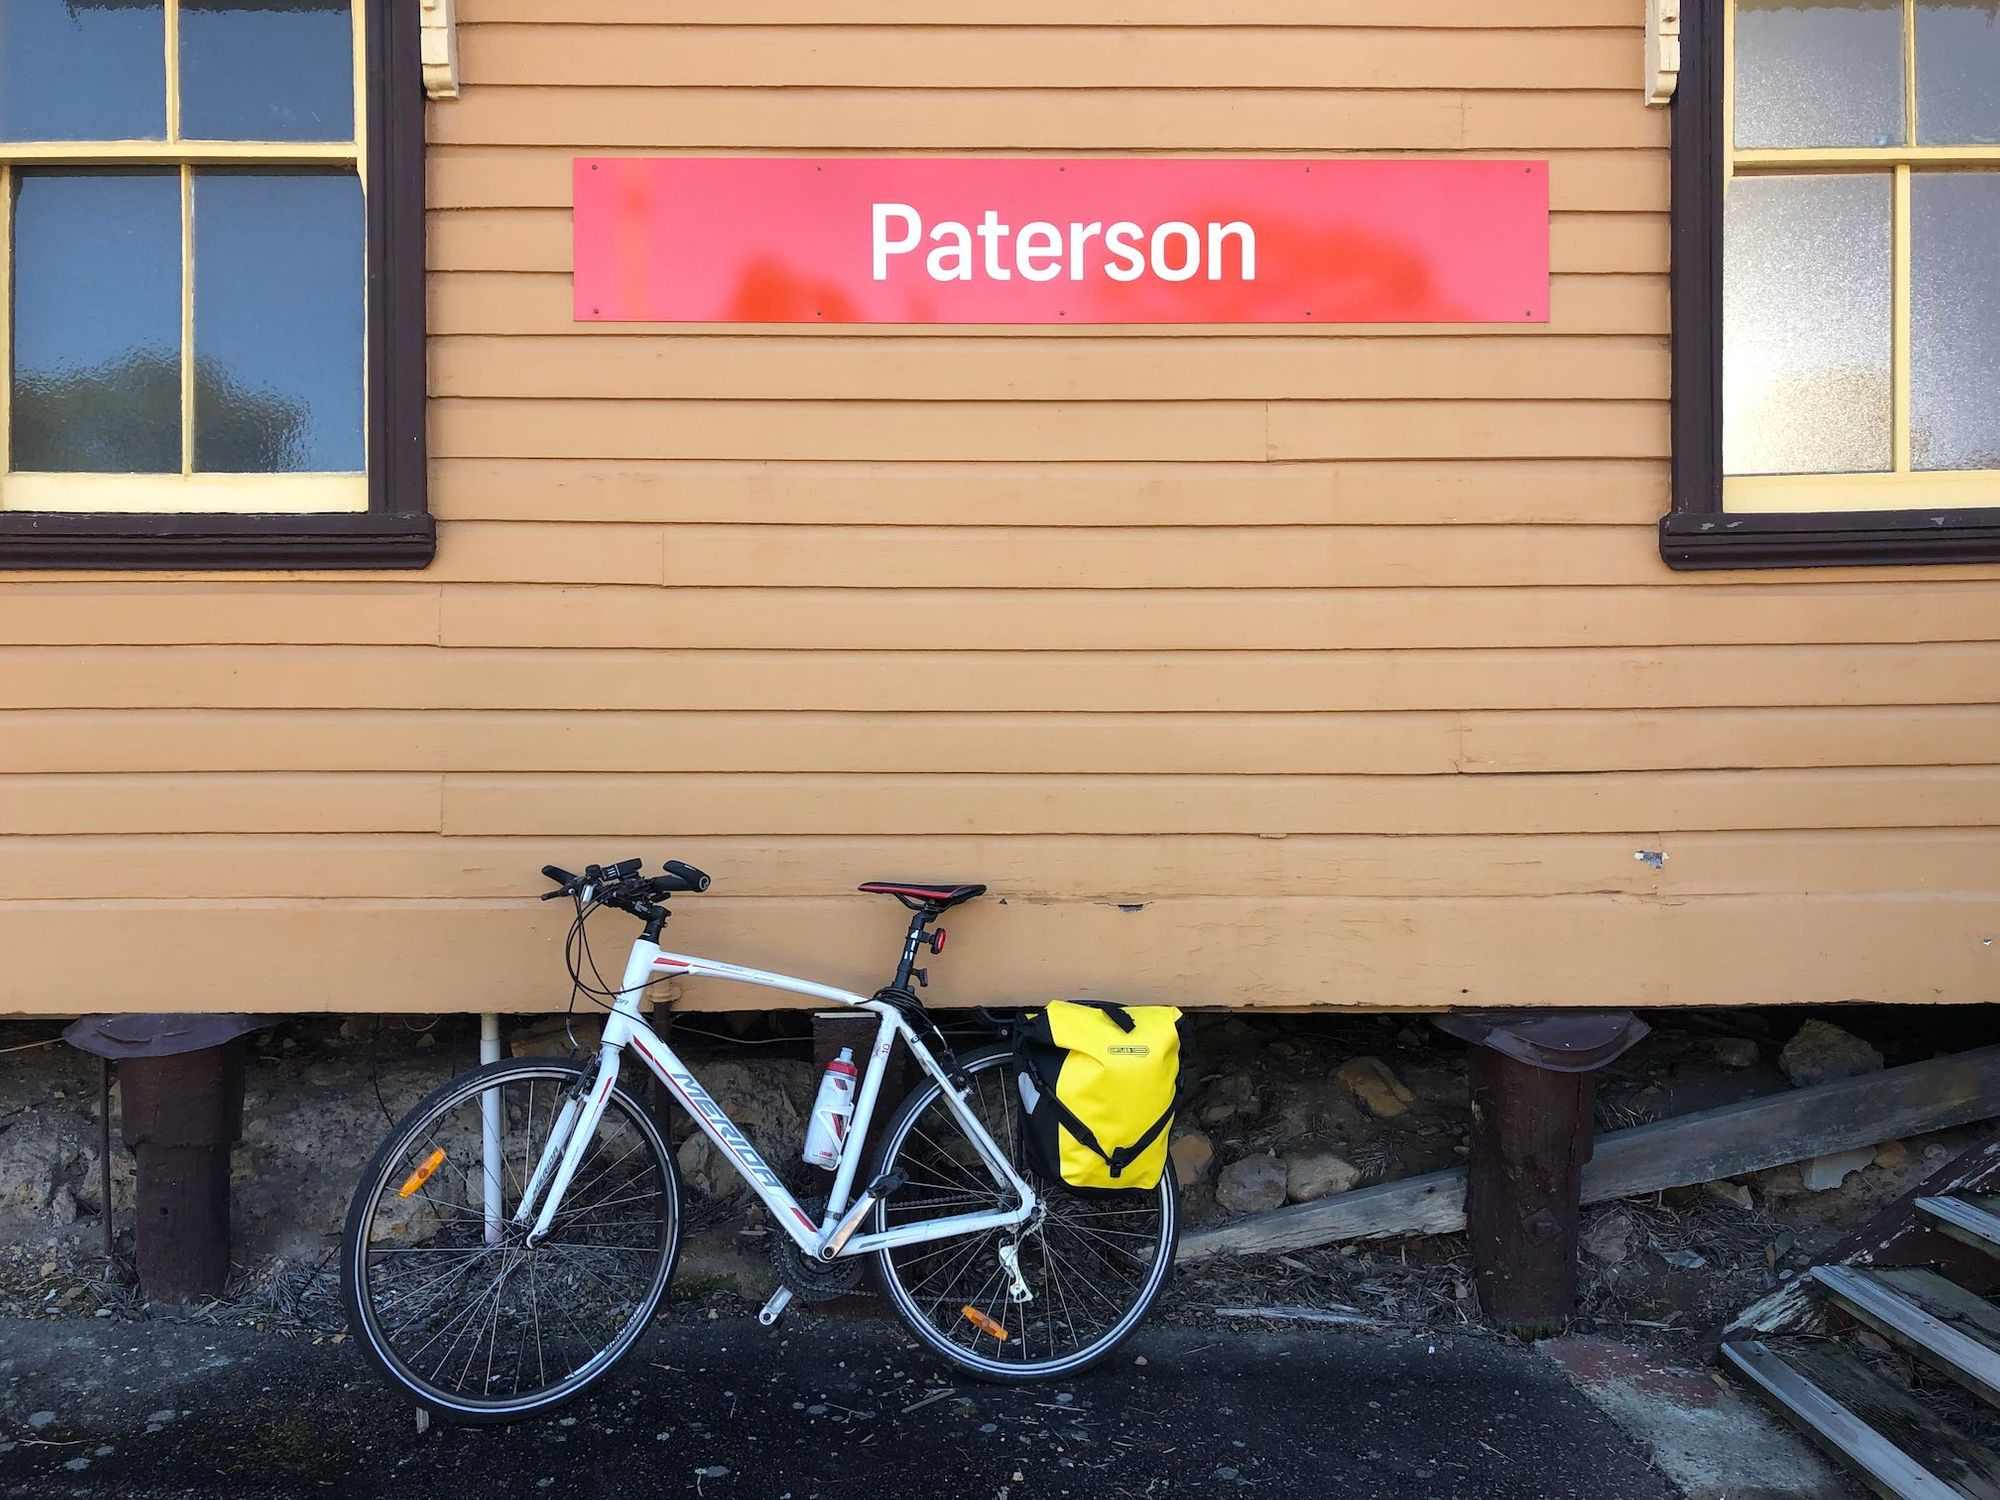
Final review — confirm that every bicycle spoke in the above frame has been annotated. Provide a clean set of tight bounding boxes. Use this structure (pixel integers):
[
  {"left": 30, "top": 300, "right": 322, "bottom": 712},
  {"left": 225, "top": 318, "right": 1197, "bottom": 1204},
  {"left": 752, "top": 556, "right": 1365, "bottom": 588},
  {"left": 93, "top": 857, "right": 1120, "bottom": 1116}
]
[
  {"left": 526, "top": 1250, "right": 546, "bottom": 1393},
  {"left": 551, "top": 1130, "right": 646, "bottom": 1213},
  {"left": 898, "top": 1229, "right": 997, "bottom": 1302},
  {"left": 348, "top": 1064, "right": 677, "bottom": 1417},
  {"left": 873, "top": 1048, "right": 1173, "bottom": 1378}
]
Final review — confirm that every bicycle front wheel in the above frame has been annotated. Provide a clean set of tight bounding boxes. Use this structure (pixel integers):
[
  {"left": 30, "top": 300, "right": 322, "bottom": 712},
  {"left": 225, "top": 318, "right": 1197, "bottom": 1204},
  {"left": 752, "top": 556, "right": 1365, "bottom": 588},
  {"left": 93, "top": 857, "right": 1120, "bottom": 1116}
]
[
  {"left": 340, "top": 1057, "right": 682, "bottom": 1423},
  {"left": 870, "top": 1043, "right": 1177, "bottom": 1381}
]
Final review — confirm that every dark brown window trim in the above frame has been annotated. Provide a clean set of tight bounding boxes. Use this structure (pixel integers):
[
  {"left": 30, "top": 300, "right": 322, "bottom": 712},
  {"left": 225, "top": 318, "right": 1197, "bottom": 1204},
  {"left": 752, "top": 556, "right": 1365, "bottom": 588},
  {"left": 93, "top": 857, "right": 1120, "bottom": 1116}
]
[
  {"left": 0, "top": 0, "right": 433, "bottom": 572},
  {"left": 1660, "top": 0, "right": 2000, "bottom": 571}
]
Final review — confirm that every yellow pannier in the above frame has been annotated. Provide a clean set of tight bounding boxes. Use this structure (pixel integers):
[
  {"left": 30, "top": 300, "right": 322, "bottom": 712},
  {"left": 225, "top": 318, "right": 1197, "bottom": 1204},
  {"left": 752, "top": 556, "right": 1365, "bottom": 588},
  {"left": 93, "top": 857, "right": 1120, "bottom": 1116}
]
[{"left": 1015, "top": 1001, "right": 1182, "bottom": 1191}]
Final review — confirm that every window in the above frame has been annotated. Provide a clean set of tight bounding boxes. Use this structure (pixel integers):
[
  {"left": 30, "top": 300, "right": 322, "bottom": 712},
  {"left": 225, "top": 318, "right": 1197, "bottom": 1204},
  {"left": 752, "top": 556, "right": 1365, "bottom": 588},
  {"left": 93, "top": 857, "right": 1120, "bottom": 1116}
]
[
  {"left": 0, "top": 0, "right": 430, "bottom": 569},
  {"left": 1663, "top": 0, "right": 2000, "bottom": 567}
]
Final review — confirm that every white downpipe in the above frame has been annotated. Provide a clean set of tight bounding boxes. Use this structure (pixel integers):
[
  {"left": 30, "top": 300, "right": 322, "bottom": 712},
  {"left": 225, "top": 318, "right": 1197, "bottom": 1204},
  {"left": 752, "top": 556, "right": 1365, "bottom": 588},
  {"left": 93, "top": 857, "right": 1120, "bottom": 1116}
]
[{"left": 480, "top": 1013, "right": 503, "bottom": 1245}]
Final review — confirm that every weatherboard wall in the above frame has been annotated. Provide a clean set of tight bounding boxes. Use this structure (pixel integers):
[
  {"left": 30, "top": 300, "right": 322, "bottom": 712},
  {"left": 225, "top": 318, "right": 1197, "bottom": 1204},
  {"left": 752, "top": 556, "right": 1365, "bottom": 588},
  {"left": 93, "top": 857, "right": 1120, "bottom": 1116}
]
[{"left": 3, "top": 0, "right": 1998, "bottom": 1014}]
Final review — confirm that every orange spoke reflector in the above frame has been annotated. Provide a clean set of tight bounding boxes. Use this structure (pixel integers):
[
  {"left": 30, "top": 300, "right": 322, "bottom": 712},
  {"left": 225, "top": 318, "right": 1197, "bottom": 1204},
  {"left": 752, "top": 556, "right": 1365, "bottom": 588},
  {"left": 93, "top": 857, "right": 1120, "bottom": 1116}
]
[
  {"left": 960, "top": 1305, "right": 1010, "bottom": 1342},
  {"left": 398, "top": 1148, "right": 447, "bottom": 1199}
]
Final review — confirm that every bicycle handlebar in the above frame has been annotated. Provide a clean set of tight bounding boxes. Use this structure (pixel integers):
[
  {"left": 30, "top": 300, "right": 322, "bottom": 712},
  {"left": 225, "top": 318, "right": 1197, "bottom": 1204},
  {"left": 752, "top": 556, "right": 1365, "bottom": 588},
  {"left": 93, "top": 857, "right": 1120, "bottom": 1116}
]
[
  {"left": 662, "top": 859, "right": 711, "bottom": 893},
  {"left": 540, "top": 859, "right": 713, "bottom": 903}
]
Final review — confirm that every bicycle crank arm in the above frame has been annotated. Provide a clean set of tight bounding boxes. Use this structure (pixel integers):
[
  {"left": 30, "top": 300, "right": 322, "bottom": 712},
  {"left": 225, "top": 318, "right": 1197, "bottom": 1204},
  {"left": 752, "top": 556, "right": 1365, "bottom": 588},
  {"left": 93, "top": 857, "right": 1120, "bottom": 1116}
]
[
  {"left": 817, "top": 1171, "right": 906, "bottom": 1261},
  {"left": 757, "top": 1285, "right": 794, "bottom": 1328}
]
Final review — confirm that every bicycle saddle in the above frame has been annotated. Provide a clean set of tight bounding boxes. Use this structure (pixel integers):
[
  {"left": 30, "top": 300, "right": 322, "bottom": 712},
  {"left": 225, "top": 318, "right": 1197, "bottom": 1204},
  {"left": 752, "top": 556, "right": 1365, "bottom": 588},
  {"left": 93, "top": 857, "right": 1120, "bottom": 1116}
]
[{"left": 858, "top": 881, "right": 987, "bottom": 912}]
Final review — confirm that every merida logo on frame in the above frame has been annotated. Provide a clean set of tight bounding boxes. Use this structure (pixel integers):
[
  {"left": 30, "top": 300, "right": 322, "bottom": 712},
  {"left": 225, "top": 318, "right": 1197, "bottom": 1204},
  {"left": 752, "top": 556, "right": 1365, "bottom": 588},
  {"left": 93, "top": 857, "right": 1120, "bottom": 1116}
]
[{"left": 671, "top": 1069, "right": 787, "bottom": 1193}]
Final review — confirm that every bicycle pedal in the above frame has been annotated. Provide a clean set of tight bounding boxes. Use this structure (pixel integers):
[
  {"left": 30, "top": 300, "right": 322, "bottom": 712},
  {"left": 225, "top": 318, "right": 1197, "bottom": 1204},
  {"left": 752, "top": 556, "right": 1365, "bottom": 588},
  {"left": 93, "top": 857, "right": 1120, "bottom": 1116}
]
[{"left": 865, "top": 1170, "right": 907, "bottom": 1200}]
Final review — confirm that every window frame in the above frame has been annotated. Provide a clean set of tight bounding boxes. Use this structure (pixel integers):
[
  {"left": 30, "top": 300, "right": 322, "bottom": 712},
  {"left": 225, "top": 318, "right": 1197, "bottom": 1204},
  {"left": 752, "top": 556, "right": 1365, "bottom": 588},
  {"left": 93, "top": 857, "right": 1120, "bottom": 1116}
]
[
  {"left": 1662, "top": 0, "right": 2000, "bottom": 569},
  {"left": 0, "top": 0, "right": 431, "bottom": 570}
]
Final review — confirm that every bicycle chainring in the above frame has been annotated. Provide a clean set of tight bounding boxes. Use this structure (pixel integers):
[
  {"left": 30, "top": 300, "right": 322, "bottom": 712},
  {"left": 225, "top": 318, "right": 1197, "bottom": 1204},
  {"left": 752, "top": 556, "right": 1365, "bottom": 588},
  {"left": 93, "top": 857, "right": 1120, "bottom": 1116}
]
[{"left": 768, "top": 1196, "right": 868, "bottom": 1302}]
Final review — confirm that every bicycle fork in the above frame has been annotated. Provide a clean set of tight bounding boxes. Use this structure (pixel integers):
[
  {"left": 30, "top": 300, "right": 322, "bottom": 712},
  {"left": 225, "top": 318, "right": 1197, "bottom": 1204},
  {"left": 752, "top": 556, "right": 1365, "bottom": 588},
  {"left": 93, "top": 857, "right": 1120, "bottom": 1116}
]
[
  {"left": 517, "top": 938, "right": 657, "bottom": 1241},
  {"left": 515, "top": 1043, "right": 621, "bottom": 1243}
]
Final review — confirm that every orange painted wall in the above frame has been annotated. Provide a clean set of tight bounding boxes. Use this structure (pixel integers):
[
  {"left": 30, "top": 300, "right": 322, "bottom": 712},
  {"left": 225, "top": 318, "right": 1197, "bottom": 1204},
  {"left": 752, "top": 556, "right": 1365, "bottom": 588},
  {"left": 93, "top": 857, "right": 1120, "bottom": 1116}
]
[{"left": 4, "top": 0, "right": 1998, "bottom": 1013}]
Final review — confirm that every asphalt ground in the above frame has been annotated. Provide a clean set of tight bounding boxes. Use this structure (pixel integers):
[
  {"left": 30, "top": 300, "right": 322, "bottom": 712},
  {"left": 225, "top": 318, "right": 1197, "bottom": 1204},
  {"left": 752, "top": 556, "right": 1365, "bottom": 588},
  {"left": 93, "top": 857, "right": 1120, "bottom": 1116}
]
[{"left": 0, "top": 1306, "right": 1694, "bottom": 1499}]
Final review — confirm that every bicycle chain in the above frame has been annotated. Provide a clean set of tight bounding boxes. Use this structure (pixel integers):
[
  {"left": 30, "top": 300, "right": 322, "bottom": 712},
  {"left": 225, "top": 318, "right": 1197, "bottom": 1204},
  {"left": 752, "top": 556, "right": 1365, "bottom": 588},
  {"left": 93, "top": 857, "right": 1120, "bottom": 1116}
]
[{"left": 768, "top": 1181, "right": 1029, "bottom": 1303}]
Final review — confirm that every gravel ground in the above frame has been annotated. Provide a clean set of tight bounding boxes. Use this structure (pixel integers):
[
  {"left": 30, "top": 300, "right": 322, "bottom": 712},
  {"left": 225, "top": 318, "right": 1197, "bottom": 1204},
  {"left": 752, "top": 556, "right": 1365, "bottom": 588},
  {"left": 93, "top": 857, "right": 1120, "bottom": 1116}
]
[{"left": 0, "top": 1309, "right": 1682, "bottom": 1499}]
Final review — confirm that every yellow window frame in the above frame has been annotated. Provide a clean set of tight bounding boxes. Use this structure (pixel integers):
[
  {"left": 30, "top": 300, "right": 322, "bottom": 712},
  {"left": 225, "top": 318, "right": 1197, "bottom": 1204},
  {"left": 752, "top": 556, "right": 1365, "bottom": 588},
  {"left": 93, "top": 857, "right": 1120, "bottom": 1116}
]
[
  {"left": 1723, "top": 0, "right": 2000, "bottom": 514},
  {"left": 0, "top": 0, "right": 369, "bottom": 515}
]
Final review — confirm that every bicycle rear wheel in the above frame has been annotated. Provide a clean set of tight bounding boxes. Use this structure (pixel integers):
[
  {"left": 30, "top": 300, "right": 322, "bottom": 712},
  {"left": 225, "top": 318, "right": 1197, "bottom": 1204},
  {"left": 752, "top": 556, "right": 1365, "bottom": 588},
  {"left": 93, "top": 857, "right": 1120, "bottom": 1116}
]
[
  {"left": 870, "top": 1043, "right": 1177, "bottom": 1381},
  {"left": 340, "top": 1057, "right": 681, "bottom": 1423}
]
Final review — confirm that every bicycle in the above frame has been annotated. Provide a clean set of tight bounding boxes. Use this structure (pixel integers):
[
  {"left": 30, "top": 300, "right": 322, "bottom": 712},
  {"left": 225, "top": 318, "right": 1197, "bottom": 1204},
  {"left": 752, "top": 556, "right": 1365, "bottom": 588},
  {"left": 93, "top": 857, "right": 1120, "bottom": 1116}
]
[{"left": 340, "top": 858, "right": 1179, "bottom": 1423}]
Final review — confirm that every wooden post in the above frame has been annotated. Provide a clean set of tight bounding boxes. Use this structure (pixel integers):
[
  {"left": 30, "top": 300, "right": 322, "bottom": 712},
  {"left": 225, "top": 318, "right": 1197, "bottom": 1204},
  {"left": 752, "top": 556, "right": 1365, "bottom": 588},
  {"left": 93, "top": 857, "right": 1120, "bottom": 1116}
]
[
  {"left": 1438, "top": 1009, "right": 1647, "bottom": 1334},
  {"left": 1464, "top": 1046, "right": 1596, "bottom": 1332},
  {"left": 118, "top": 1038, "right": 245, "bottom": 1305}
]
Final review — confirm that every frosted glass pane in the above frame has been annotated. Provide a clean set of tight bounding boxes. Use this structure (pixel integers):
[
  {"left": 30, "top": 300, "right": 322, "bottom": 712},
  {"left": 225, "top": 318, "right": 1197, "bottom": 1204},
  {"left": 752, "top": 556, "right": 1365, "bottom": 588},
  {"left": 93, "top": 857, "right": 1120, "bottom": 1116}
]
[
  {"left": 1735, "top": 0, "right": 1906, "bottom": 149},
  {"left": 0, "top": 0, "right": 166, "bottom": 141},
  {"left": 193, "top": 172, "right": 365, "bottom": 472},
  {"left": 1916, "top": 3, "right": 2000, "bottom": 144},
  {"left": 182, "top": 0, "right": 355, "bottom": 142},
  {"left": 1724, "top": 174, "right": 1892, "bottom": 476},
  {"left": 10, "top": 172, "right": 181, "bottom": 473},
  {"left": 1911, "top": 175, "right": 2000, "bottom": 471}
]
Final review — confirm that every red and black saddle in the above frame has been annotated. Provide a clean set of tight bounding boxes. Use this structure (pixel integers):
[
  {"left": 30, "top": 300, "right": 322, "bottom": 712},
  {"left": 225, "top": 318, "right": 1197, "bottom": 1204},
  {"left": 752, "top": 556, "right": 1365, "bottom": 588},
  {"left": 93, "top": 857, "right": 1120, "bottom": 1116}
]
[{"left": 858, "top": 881, "right": 987, "bottom": 912}]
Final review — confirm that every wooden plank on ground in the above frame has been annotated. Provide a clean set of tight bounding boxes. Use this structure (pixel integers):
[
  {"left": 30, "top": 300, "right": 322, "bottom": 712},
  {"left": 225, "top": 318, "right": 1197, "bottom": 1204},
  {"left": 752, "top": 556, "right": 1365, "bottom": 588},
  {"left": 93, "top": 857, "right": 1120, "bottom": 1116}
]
[{"left": 1177, "top": 1046, "right": 2000, "bottom": 1260}]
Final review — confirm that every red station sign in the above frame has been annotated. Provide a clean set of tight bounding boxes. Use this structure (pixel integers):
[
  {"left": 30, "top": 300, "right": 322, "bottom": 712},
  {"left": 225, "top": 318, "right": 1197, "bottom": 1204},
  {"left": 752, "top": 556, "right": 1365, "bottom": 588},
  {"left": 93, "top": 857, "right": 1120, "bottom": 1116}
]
[{"left": 572, "top": 157, "right": 1549, "bottom": 326}]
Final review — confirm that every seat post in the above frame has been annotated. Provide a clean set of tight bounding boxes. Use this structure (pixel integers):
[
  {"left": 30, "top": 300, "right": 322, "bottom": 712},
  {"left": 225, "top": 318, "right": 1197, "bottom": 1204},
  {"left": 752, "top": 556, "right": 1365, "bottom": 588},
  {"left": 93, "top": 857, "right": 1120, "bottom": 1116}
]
[{"left": 890, "top": 906, "right": 939, "bottom": 993}]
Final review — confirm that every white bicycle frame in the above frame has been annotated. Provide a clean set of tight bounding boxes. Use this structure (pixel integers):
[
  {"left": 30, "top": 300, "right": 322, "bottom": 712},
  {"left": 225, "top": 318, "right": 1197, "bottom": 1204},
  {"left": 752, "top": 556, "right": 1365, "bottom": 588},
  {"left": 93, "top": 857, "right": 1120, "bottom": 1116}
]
[{"left": 509, "top": 931, "right": 1038, "bottom": 1267}]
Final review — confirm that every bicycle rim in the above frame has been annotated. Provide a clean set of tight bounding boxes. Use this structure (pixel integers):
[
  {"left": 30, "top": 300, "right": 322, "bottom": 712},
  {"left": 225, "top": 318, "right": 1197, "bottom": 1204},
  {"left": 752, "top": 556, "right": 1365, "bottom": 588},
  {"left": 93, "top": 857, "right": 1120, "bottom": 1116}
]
[
  {"left": 342, "top": 1060, "right": 679, "bottom": 1420},
  {"left": 871, "top": 1046, "right": 1177, "bottom": 1379}
]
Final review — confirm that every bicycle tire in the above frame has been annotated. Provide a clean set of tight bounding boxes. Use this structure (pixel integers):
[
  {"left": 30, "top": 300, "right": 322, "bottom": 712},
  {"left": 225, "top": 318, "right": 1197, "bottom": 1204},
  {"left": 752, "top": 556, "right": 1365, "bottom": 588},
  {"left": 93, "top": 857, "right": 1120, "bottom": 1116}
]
[
  {"left": 868, "top": 1043, "right": 1177, "bottom": 1382},
  {"left": 340, "top": 1056, "right": 682, "bottom": 1424}
]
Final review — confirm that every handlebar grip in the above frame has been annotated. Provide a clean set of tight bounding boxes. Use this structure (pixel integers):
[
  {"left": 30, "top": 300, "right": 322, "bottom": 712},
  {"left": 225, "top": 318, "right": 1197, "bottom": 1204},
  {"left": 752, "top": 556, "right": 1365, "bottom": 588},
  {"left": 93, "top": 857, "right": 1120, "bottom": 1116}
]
[
  {"left": 540, "top": 865, "right": 577, "bottom": 900},
  {"left": 662, "top": 859, "right": 712, "bottom": 892}
]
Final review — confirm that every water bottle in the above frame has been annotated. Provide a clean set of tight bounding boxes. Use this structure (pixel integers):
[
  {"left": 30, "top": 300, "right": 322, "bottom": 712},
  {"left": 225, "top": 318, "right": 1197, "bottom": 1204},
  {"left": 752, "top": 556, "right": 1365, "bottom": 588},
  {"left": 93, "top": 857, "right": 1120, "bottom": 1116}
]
[{"left": 802, "top": 1047, "right": 859, "bottom": 1168}]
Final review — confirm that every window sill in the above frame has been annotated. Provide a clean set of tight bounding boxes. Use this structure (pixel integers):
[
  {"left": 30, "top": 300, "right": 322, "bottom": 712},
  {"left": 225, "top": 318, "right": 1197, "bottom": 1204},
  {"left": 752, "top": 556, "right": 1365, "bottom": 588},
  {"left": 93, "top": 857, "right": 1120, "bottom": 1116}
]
[
  {"left": 1659, "top": 508, "right": 2000, "bottom": 570},
  {"left": 1723, "top": 471, "right": 2000, "bottom": 513},
  {"left": 0, "top": 472, "right": 370, "bottom": 514},
  {"left": 0, "top": 511, "right": 436, "bottom": 570}
]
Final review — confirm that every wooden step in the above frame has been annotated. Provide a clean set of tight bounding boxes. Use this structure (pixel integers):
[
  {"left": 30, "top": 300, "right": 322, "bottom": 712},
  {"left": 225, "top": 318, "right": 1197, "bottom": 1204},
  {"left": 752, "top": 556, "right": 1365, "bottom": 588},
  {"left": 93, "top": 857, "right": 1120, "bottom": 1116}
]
[
  {"left": 1921, "top": 1198, "right": 2000, "bottom": 1260},
  {"left": 1815, "top": 1265, "right": 2000, "bottom": 1410},
  {"left": 1721, "top": 1337, "right": 2000, "bottom": 1500}
]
